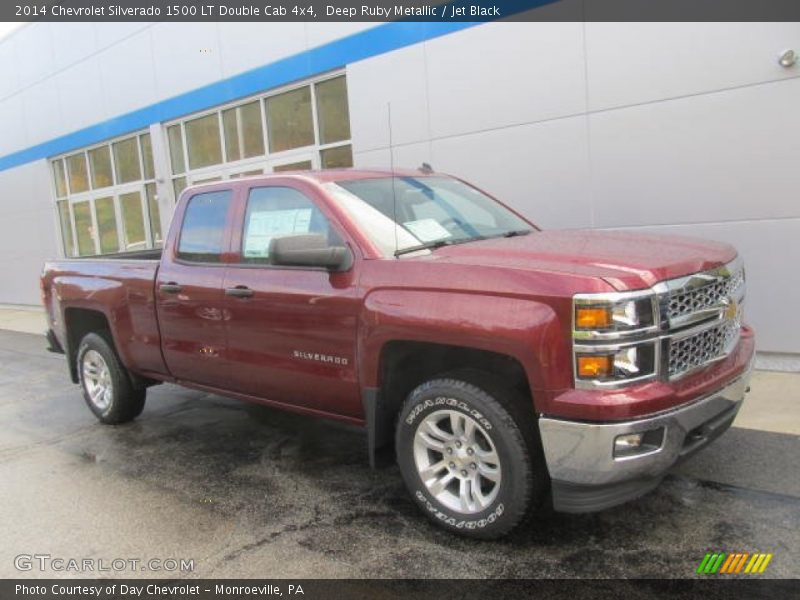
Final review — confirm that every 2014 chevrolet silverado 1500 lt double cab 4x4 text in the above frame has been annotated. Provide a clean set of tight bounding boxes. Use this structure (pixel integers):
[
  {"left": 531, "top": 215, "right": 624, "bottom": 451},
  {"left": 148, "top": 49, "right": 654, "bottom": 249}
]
[{"left": 41, "top": 169, "right": 754, "bottom": 538}]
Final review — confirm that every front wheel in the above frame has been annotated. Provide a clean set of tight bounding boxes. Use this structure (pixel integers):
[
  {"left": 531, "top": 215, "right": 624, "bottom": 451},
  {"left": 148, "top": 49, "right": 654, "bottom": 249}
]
[
  {"left": 77, "top": 332, "right": 145, "bottom": 424},
  {"left": 395, "top": 374, "right": 547, "bottom": 538}
]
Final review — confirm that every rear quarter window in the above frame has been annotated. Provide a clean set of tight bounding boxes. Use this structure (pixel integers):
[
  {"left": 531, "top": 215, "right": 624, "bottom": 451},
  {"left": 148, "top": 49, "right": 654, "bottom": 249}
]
[{"left": 177, "top": 190, "right": 232, "bottom": 263}]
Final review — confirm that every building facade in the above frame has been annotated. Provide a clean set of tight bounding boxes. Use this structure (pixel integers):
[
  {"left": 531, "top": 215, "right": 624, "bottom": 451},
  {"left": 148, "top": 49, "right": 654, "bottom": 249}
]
[{"left": 0, "top": 22, "right": 798, "bottom": 359}]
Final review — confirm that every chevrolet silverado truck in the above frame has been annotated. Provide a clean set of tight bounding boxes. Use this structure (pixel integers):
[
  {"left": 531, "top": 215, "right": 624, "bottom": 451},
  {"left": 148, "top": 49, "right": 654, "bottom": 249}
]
[{"left": 41, "top": 169, "right": 754, "bottom": 538}]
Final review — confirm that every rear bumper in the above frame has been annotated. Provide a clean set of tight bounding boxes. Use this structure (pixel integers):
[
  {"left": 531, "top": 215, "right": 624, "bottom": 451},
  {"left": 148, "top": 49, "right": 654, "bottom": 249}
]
[{"left": 539, "top": 353, "right": 754, "bottom": 513}]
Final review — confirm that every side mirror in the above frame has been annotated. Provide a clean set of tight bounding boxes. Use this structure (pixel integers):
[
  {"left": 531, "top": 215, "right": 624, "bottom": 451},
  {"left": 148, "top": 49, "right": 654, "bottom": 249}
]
[{"left": 269, "top": 233, "right": 352, "bottom": 271}]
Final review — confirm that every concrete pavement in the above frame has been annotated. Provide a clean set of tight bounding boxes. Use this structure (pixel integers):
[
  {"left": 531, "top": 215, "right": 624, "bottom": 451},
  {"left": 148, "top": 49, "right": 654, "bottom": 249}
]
[{"left": 0, "top": 327, "right": 798, "bottom": 579}]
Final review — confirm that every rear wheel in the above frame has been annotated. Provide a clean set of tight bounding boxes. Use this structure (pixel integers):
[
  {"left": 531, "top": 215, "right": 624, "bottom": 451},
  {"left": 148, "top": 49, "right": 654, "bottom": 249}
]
[
  {"left": 396, "top": 373, "right": 547, "bottom": 538},
  {"left": 77, "top": 332, "right": 145, "bottom": 424}
]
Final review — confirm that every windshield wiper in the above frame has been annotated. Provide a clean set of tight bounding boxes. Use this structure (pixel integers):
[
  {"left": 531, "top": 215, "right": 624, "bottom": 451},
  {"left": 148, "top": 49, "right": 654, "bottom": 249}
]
[
  {"left": 394, "top": 239, "right": 455, "bottom": 257},
  {"left": 502, "top": 229, "right": 533, "bottom": 238},
  {"left": 394, "top": 236, "right": 489, "bottom": 257}
]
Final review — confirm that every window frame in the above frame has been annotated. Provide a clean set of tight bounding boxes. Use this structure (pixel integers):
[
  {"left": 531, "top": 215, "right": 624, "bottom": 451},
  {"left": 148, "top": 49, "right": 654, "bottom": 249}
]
[
  {"left": 164, "top": 71, "right": 352, "bottom": 196},
  {"left": 49, "top": 129, "right": 159, "bottom": 258},
  {"left": 173, "top": 186, "right": 236, "bottom": 267},
  {"left": 226, "top": 181, "right": 357, "bottom": 271}
]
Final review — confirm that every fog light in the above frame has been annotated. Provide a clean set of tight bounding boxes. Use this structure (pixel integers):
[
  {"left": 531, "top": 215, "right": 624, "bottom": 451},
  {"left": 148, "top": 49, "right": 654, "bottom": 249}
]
[
  {"left": 615, "top": 433, "right": 643, "bottom": 452},
  {"left": 614, "top": 427, "right": 664, "bottom": 458}
]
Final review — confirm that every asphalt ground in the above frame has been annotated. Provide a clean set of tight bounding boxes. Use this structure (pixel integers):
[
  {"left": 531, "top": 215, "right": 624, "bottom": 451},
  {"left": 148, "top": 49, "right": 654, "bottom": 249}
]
[{"left": 1, "top": 329, "right": 798, "bottom": 579}]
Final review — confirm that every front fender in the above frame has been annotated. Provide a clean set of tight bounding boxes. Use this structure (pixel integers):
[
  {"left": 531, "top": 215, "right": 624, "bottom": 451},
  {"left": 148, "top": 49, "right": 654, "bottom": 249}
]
[{"left": 358, "top": 289, "right": 571, "bottom": 412}]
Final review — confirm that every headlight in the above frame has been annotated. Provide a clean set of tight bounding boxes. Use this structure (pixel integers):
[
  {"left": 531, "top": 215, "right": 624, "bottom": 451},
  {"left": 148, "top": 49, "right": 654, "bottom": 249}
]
[
  {"left": 573, "top": 291, "right": 660, "bottom": 388},
  {"left": 575, "top": 343, "right": 657, "bottom": 382},
  {"left": 574, "top": 295, "right": 656, "bottom": 335}
]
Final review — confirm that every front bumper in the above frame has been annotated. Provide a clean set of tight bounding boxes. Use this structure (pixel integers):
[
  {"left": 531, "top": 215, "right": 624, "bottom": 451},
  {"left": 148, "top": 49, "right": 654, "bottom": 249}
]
[{"left": 539, "top": 356, "right": 754, "bottom": 513}]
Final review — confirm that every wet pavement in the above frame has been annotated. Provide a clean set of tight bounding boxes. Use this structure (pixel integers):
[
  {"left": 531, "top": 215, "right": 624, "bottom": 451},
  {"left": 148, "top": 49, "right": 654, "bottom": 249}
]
[{"left": 1, "top": 329, "right": 798, "bottom": 579}]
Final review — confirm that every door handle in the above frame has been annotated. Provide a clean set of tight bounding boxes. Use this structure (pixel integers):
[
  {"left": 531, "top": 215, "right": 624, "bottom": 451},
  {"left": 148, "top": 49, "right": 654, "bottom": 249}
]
[
  {"left": 159, "top": 282, "right": 183, "bottom": 294},
  {"left": 225, "top": 286, "right": 254, "bottom": 298}
]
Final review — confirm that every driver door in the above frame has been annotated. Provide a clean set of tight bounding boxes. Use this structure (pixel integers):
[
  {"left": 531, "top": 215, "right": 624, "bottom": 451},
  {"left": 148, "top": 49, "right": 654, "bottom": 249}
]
[{"left": 222, "top": 181, "right": 362, "bottom": 418}]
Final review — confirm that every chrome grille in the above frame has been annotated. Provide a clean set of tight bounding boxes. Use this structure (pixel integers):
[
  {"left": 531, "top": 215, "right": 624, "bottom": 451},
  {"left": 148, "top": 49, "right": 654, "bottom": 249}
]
[
  {"left": 668, "top": 320, "right": 740, "bottom": 378},
  {"left": 667, "top": 268, "right": 744, "bottom": 321}
]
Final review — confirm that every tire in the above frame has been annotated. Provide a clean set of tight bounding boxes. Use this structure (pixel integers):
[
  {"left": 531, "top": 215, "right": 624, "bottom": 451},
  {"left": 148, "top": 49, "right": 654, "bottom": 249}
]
[
  {"left": 395, "top": 372, "right": 547, "bottom": 539},
  {"left": 77, "top": 332, "right": 146, "bottom": 424}
]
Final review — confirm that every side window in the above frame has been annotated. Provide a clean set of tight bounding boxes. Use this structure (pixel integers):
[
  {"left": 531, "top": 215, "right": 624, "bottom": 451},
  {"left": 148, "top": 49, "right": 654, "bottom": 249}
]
[
  {"left": 242, "top": 186, "right": 341, "bottom": 264},
  {"left": 177, "top": 190, "right": 232, "bottom": 263}
]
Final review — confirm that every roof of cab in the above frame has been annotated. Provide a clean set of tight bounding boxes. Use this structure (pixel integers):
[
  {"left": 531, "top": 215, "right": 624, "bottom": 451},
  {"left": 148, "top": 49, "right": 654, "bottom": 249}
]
[{"left": 180, "top": 168, "right": 442, "bottom": 196}]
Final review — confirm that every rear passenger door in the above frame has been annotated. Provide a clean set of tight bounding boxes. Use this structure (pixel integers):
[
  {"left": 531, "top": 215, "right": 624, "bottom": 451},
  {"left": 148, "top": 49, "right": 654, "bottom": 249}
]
[
  {"left": 156, "top": 188, "right": 235, "bottom": 388},
  {"left": 222, "top": 182, "right": 362, "bottom": 418}
]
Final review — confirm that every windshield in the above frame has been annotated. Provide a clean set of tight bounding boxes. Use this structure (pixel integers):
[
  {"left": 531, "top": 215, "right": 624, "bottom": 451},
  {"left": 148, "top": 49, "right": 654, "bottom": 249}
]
[{"left": 324, "top": 176, "right": 533, "bottom": 257}]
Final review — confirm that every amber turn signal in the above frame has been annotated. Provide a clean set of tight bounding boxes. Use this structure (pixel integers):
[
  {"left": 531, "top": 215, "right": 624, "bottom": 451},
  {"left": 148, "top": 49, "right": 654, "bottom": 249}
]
[
  {"left": 575, "top": 306, "right": 612, "bottom": 329},
  {"left": 576, "top": 354, "right": 613, "bottom": 378}
]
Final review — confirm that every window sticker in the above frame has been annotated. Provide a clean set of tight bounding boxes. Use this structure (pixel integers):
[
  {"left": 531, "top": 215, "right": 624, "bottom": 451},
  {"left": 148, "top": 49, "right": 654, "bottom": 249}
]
[
  {"left": 403, "top": 218, "right": 452, "bottom": 243},
  {"left": 244, "top": 208, "right": 312, "bottom": 257}
]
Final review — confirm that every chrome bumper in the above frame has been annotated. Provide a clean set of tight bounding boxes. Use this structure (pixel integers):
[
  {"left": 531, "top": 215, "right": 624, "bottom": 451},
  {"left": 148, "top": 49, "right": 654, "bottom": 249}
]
[{"left": 539, "top": 361, "right": 753, "bottom": 491}]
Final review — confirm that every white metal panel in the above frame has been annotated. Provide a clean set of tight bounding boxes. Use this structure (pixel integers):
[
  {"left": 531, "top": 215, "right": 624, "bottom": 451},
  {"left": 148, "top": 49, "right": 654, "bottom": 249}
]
[
  {"left": 151, "top": 22, "right": 224, "bottom": 100},
  {"left": 218, "top": 22, "right": 306, "bottom": 78},
  {"left": 348, "top": 43, "right": 431, "bottom": 151},
  {"left": 586, "top": 22, "right": 800, "bottom": 111},
  {"left": 0, "top": 36, "right": 20, "bottom": 100},
  {"left": 48, "top": 22, "right": 98, "bottom": 72},
  {"left": 305, "top": 22, "right": 377, "bottom": 49},
  {"left": 432, "top": 115, "right": 592, "bottom": 229},
  {"left": 589, "top": 77, "right": 800, "bottom": 228},
  {"left": 99, "top": 28, "right": 158, "bottom": 117},
  {"left": 94, "top": 23, "right": 153, "bottom": 50},
  {"left": 0, "top": 94, "right": 27, "bottom": 156},
  {"left": 54, "top": 57, "right": 109, "bottom": 134},
  {"left": 12, "top": 23, "right": 55, "bottom": 89},
  {"left": 424, "top": 22, "right": 587, "bottom": 138},
  {"left": 20, "top": 78, "right": 63, "bottom": 147},
  {"left": 0, "top": 162, "right": 58, "bottom": 304}
]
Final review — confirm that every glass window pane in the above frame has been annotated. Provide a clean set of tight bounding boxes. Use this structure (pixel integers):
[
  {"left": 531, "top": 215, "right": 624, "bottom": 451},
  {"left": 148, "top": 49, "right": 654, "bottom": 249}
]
[
  {"left": 140, "top": 133, "right": 155, "bottom": 180},
  {"left": 320, "top": 145, "right": 353, "bottom": 169},
  {"left": 316, "top": 76, "right": 351, "bottom": 144},
  {"left": 273, "top": 160, "right": 312, "bottom": 173},
  {"left": 168, "top": 125, "right": 186, "bottom": 174},
  {"left": 94, "top": 196, "right": 119, "bottom": 254},
  {"left": 241, "top": 101, "right": 265, "bottom": 158},
  {"left": 88, "top": 146, "right": 114, "bottom": 189},
  {"left": 120, "top": 191, "right": 147, "bottom": 251},
  {"left": 222, "top": 101, "right": 265, "bottom": 162},
  {"left": 242, "top": 186, "right": 339, "bottom": 263},
  {"left": 185, "top": 113, "right": 222, "bottom": 169},
  {"left": 66, "top": 153, "right": 89, "bottom": 194},
  {"left": 57, "top": 200, "right": 75, "bottom": 257},
  {"left": 145, "top": 183, "right": 163, "bottom": 247},
  {"left": 266, "top": 87, "right": 314, "bottom": 153},
  {"left": 222, "top": 107, "right": 241, "bottom": 162},
  {"left": 173, "top": 177, "right": 187, "bottom": 199},
  {"left": 53, "top": 160, "right": 68, "bottom": 198},
  {"left": 73, "top": 201, "right": 95, "bottom": 256},
  {"left": 178, "top": 191, "right": 232, "bottom": 262},
  {"left": 113, "top": 137, "right": 141, "bottom": 184}
]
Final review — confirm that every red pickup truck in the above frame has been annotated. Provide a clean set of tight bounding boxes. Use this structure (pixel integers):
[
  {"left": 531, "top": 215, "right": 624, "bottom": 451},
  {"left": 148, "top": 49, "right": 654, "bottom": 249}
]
[{"left": 41, "top": 169, "right": 754, "bottom": 538}]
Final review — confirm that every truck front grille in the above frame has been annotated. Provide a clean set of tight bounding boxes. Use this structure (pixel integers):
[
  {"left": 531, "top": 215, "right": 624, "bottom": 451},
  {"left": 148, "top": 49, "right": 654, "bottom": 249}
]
[
  {"left": 663, "top": 259, "right": 745, "bottom": 379},
  {"left": 667, "top": 268, "right": 744, "bottom": 321},
  {"left": 668, "top": 319, "right": 740, "bottom": 378}
]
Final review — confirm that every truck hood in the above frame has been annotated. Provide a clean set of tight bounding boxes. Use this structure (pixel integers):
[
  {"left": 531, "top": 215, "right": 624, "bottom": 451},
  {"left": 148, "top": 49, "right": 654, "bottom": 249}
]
[{"left": 429, "top": 229, "right": 737, "bottom": 291}]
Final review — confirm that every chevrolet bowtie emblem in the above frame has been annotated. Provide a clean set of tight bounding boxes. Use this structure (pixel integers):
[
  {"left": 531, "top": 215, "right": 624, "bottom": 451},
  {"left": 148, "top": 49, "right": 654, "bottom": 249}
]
[{"left": 723, "top": 298, "right": 739, "bottom": 321}]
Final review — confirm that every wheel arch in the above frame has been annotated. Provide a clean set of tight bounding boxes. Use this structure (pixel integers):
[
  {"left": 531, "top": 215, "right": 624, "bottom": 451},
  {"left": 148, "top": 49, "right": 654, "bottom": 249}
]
[{"left": 363, "top": 340, "right": 535, "bottom": 467}]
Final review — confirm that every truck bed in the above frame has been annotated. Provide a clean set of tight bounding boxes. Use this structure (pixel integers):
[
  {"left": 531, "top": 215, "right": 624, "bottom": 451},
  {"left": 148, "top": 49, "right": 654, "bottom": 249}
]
[{"left": 41, "top": 253, "right": 166, "bottom": 381}]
